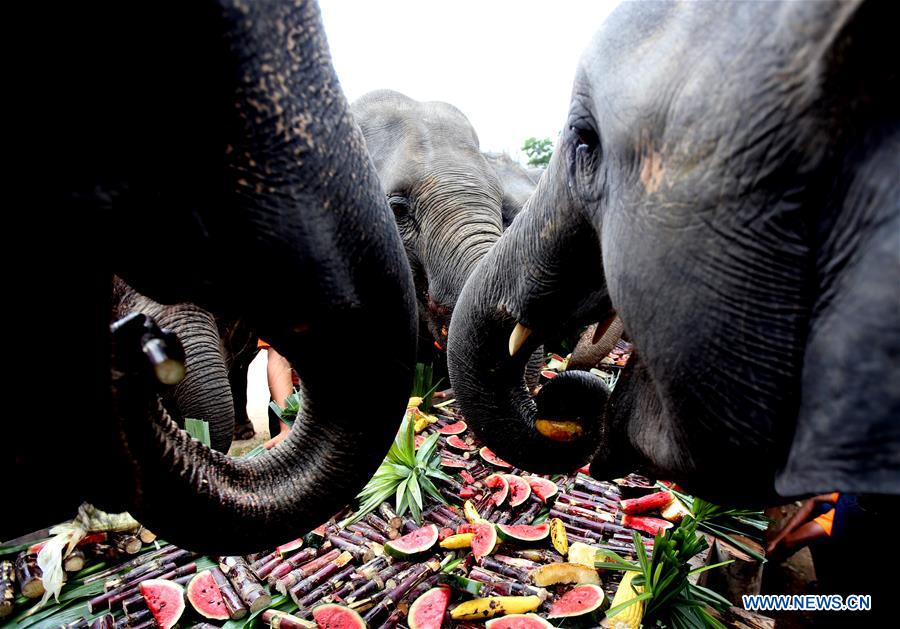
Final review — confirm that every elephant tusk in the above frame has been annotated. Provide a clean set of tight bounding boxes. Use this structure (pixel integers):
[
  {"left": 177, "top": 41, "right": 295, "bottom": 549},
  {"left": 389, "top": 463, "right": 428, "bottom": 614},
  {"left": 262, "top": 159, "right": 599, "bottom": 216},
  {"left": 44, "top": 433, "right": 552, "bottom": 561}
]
[{"left": 508, "top": 322, "right": 533, "bottom": 357}]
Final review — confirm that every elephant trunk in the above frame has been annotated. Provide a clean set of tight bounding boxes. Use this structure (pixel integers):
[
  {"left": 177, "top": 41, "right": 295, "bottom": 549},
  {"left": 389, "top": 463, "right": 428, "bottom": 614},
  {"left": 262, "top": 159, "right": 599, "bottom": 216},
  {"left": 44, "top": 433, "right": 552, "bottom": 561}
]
[
  {"left": 103, "top": 0, "right": 416, "bottom": 554},
  {"left": 447, "top": 156, "right": 613, "bottom": 472}
]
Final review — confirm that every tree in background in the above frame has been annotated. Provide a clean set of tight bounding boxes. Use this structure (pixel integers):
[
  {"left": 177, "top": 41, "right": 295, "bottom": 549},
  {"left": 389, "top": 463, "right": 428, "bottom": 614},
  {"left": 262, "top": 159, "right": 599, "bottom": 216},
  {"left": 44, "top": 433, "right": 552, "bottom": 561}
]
[{"left": 522, "top": 137, "right": 553, "bottom": 168}]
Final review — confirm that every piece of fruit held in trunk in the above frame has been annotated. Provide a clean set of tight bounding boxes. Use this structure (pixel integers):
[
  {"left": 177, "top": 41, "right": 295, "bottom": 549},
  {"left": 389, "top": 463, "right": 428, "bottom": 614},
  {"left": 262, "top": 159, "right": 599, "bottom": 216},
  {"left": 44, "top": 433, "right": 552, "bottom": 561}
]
[
  {"left": 408, "top": 586, "right": 452, "bottom": 629},
  {"left": 529, "top": 563, "right": 601, "bottom": 587},
  {"left": 138, "top": 579, "right": 185, "bottom": 629},
  {"left": 450, "top": 595, "right": 542, "bottom": 620},
  {"left": 480, "top": 447, "right": 512, "bottom": 468},
  {"left": 471, "top": 523, "right": 499, "bottom": 561},
  {"left": 0, "top": 560, "right": 15, "bottom": 618},
  {"left": 485, "top": 613, "right": 554, "bottom": 629},
  {"left": 503, "top": 475, "right": 531, "bottom": 507},
  {"left": 384, "top": 524, "right": 439, "bottom": 559},
  {"left": 186, "top": 570, "right": 229, "bottom": 620},
  {"left": 547, "top": 584, "right": 608, "bottom": 619},
  {"left": 15, "top": 553, "right": 44, "bottom": 599}
]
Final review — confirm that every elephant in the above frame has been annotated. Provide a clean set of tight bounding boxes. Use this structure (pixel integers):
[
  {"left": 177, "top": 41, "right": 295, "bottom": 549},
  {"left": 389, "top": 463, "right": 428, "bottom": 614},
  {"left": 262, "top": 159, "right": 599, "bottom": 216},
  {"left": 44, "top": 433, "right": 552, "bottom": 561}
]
[
  {"left": 112, "top": 277, "right": 259, "bottom": 453},
  {"left": 482, "top": 152, "right": 541, "bottom": 229},
  {"left": 351, "top": 91, "right": 534, "bottom": 364},
  {"left": 10, "top": 0, "right": 416, "bottom": 554},
  {"left": 448, "top": 0, "right": 898, "bottom": 506}
]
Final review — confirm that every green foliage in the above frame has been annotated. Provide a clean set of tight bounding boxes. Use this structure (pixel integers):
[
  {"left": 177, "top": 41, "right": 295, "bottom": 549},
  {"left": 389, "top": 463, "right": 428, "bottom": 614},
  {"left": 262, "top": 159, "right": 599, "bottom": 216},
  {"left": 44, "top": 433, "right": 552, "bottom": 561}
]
[
  {"left": 184, "top": 417, "right": 211, "bottom": 446},
  {"left": 596, "top": 517, "right": 733, "bottom": 628},
  {"left": 344, "top": 414, "right": 453, "bottom": 526},
  {"left": 522, "top": 136, "right": 553, "bottom": 167},
  {"left": 269, "top": 389, "right": 302, "bottom": 425},
  {"left": 411, "top": 363, "right": 442, "bottom": 410}
]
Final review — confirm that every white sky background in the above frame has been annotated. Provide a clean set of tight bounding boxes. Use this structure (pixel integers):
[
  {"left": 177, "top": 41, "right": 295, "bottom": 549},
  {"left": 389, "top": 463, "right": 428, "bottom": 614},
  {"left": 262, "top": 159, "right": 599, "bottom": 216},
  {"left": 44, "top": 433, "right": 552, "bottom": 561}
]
[{"left": 318, "top": 1, "right": 621, "bottom": 162}]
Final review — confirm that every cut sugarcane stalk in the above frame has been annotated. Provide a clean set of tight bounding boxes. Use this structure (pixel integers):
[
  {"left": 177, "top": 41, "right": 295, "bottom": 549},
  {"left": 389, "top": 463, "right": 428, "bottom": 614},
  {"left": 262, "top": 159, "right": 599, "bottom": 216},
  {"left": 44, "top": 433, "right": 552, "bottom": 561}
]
[
  {"left": 84, "top": 545, "right": 175, "bottom": 585},
  {"left": 15, "top": 553, "right": 44, "bottom": 599},
  {"left": 347, "top": 522, "right": 388, "bottom": 545},
  {"left": 509, "top": 548, "right": 565, "bottom": 564},
  {"left": 0, "top": 559, "right": 14, "bottom": 618},
  {"left": 64, "top": 548, "right": 86, "bottom": 573},
  {"left": 296, "top": 562, "right": 357, "bottom": 610},
  {"left": 327, "top": 535, "right": 376, "bottom": 563},
  {"left": 108, "top": 562, "right": 195, "bottom": 610},
  {"left": 378, "top": 502, "right": 404, "bottom": 530},
  {"left": 480, "top": 557, "right": 530, "bottom": 582},
  {"left": 274, "top": 548, "right": 341, "bottom": 594},
  {"left": 288, "top": 551, "right": 353, "bottom": 603},
  {"left": 90, "top": 613, "right": 115, "bottom": 629},
  {"left": 512, "top": 501, "right": 542, "bottom": 525},
  {"left": 210, "top": 566, "right": 247, "bottom": 620},
  {"left": 268, "top": 546, "right": 323, "bottom": 582},
  {"left": 262, "top": 609, "right": 317, "bottom": 628},
  {"left": 362, "top": 557, "right": 441, "bottom": 624},
  {"left": 112, "top": 532, "right": 143, "bottom": 555},
  {"left": 136, "top": 527, "right": 157, "bottom": 544},
  {"left": 344, "top": 562, "right": 409, "bottom": 603},
  {"left": 365, "top": 513, "right": 399, "bottom": 540},
  {"left": 220, "top": 558, "right": 271, "bottom": 613},
  {"left": 90, "top": 563, "right": 175, "bottom": 612}
]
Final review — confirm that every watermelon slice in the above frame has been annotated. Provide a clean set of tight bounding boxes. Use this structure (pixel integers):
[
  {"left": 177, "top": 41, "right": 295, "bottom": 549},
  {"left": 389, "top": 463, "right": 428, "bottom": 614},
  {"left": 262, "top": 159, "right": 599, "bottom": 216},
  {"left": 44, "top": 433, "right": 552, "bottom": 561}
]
[
  {"left": 504, "top": 475, "right": 531, "bottom": 507},
  {"left": 186, "top": 570, "right": 228, "bottom": 620},
  {"left": 441, "top": 458, "right": 472, "bottom": 469},
  {"left": 446, "top": 435, "right": 474, "bottom": 451},
  {"left": 524, "top": 476, "right": 558, "bottom": 502},
  {"left": 384, "top": 524, "right": 439, "bottom": 558},
  {"left": 139, "top": 579, "right": 185, "bottom": 629},
  {"left": 471, "top": 522, "right": 498, "bottom": 560},
  {"left": 439, "top": 420, "right": 468, "bottom": 435},
  {"left": 547, "top": 584, "right": 608, "bottom": 619},
  {"left": 540, "top": 370, "right": 558, "bottom": 379},
  {"left": 480, "top": 447, "right": 512, "bottom": 468},
  {"left": 496, "top": 523, "right": 550, "bottom": 543},
  {"left": 312, "top": 603, "right": 367, "bottom": 629},
  {"left": 484, "top": 474, "right": 510, "bottom": 506},
  {"left": 485, "top": 613, "right": 554, "bottom": 629},
  {"left": 415, "top": 434, "right": 427, "bottom": 449},
  {"left": 408, "top": 586, "right": 452, "bottom": 629}
]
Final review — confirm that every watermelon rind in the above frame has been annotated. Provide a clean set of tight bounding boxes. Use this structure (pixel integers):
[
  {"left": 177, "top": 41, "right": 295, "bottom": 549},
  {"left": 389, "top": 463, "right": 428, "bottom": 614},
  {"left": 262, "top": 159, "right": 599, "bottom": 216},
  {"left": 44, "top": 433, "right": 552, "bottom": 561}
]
[
  {"left": 496, "top": 523, "right": 550, "bottom": 543},
  {"left": 485, "top": 613, "right": 554, "bottom": 629},
  {"left": 547, "top": 584, "right": 608, "bottom": 618},
  {"left": 484, "top": 474, "right": 510, "bottom": 506},
  {"left": 384, "top": 524, "right": 439, "bottom": 558},
  {"left": 471, "top": 522, "right": 498, "bottom": 560},
  {"left": 186, "top": 570, "right": 229, "bottom": 620},
  {"left": 504, "top": 474, "right": 532, "bottom": 507},
  {"left": 446, "top": 435, "right": 474, "bottom": 451},
  {"left": 408, "top": 586, "right": 452, "bottom": 629},
  {"left": 139, "top": 579, "right": 185, "bottom": 629},
  {"left": 312, "top": 603, "right": 367, "bottom": 629},
  {"left": 439, "top": 421, "right": 468, "bottom": 435}
]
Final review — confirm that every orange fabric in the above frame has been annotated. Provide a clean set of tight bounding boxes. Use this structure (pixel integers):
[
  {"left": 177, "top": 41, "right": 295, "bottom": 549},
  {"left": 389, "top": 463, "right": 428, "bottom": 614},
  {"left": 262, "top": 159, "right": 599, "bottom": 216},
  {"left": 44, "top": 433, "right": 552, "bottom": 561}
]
[
  {"left": 813, "top": 493, "right": 841, "bottom": 536},
  {"left": 257, "top": 339, "right": 271, "bottom": 349}
]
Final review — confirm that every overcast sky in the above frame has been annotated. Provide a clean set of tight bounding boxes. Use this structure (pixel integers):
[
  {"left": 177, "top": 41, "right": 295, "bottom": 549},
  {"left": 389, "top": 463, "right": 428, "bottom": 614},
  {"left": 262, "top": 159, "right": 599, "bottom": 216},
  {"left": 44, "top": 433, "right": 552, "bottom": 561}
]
[{"left": 318, "top": 1, "right": 620, "bottom": 162}]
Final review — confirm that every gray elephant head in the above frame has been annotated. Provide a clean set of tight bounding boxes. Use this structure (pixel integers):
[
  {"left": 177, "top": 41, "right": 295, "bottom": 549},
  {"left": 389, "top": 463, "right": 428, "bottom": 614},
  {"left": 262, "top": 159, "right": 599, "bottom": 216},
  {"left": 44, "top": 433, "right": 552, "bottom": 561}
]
[
  {"left": 11, "top": 0, "right": 416, "bottom": 553},
  {"left": 448, "top": 0, "right": 898, "bottom": 504},
  {"left": 352, "top": 91, "right": 533, "bottom": 351}
]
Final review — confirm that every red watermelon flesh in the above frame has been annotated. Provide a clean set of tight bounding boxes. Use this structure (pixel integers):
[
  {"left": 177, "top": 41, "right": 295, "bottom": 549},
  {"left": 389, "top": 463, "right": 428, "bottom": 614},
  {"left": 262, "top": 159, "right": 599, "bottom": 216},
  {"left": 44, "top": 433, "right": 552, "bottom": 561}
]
[
  {"left": 186, "top": 570, "right": 228, "bottom": 620},
  {"left": 480, "top": 447, "right": 512, "bottom": 468},
  {"left": 139, "top": 579, "right": 186, "bottom": 629},
  {"left": 446, "top": 435, "right": 474, "bottom": 450},
  {"left": 504, "top": 474, "right": 532, "bottom": 507},
  {"left": 312, "top": 603, "right": 367, "bottom": 629},
  {"left": 547, "top": 584, "right": 607, "bottom": 618},
  {"left": 408, "top": 586, "right": 452, "bottom": 629},
  {"left": 439, "top": 420, "right": 468, "bottom": 435},
  {"left": 415, "top": 434, "right": 427, "bottom": 449},
  {"left": 384, "top": 524, "right": 439, "bottom": 558},
  {"left": 471, "top": 522, "right": 498, "bottom": 560},
  {"left": 524, "top": 476, "right": 558, "bottom": 502},
  {"left": 486, "top": 614, "right": 554, "bottom": 629},
  {"left": 484, "top": 473, "right": 510, "bottom": 506},
  {"left": 441, "top": 458, "right": 471, "bottom": 469}
]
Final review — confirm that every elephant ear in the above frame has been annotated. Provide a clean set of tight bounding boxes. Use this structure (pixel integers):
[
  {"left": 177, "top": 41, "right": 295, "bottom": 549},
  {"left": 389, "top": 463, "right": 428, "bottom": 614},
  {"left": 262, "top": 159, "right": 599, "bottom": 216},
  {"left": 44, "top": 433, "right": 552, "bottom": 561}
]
[
  {"left": 776, "top": 0, "right": 900, "bottom": 498},
  {"left": 482, "top": 152, "right": 539, "bottom": 229}
]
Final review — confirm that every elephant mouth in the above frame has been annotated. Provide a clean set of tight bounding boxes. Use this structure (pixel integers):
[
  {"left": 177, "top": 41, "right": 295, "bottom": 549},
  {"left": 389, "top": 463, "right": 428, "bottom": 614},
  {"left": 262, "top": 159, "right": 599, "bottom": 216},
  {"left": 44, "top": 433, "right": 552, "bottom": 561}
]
[{"left": 426, "top": 296, "right": 453, "bottom": 350}]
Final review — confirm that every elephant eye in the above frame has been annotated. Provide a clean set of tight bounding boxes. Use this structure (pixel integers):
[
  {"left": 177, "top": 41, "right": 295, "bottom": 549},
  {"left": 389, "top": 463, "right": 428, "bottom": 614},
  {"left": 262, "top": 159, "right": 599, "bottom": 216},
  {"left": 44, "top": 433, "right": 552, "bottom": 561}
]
[
  {"left": 571, "top": 124, "right": 599, "bottom": 154},
  {"left": 388, "top": 195, "right": 412, "bottom": 219}
]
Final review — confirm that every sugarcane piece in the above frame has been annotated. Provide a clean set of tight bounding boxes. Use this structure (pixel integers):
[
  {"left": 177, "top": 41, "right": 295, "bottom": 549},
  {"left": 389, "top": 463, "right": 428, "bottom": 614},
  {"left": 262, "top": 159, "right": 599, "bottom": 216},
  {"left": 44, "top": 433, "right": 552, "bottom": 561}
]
[
  {"left": 574, "top": 474, "right": 620, "bottom": 499},
  {"left": 365, "top": 513, "right": 399, "bottom": 540},
  {"left": 121, "top": 591, "right": 147, "bottom": 616},
  {"left": 469, "top": 568, "right": 549, "bottom": 599},
  {"left": 104, "top": 558, "right": 173, "bottom": 591},
  {"left": 108, "top": 562, "right": 196, "bottom": 610},
  {"left": 362, "top": 557, "right": 441, "bottom": 624},
  {"left": 63, "top": 619, "right": 90, "bottom": 629},
  {"left": 509, "top": 548, "right": 565, "bottom": 564},
  {"left": 289, "top": 551, "right": 354, "bottom": 603},
  {"left": 60, "top": 548, "right": 87, "bottom": 574},
  {"left": 550, "top": 509, "right": 614, "bottom": 537},
  {"left": 84, "top": 545, "right": 176, "bottom": 585},
  {"left": 494, "top": 509, "right": 513, "bottom": 525},
  {"left": 250, "top": 550, "right": 279, "bottom": 574},
  {"left": 512, "top": 501, "right": 543, "bottom": 525},
  {"left": 118, "top": 607, "right": 153, "bottom": 628},
  {"left": 90, "top": 614, "right": 115, "bottom": 629},
  {"left": 378, "top": 606, "right": 404, "bottom": 629},
  {"left": 220, "top": 558, "right": 271, "bottom": 613},
  {"left": 210, "top": 566, "right": 248, "bottom": 620},
  {"left": 15, "top": 553, "right": 44, "bottom": 599},
  {"left": 262, "top": 609, "right": 317, "bottom": 629},
  {"left": 343, "top": 561, "right": 409, "bottom": 603},
  {"left": 480, "top": 557, "right": 530, "bottom": 583},
  {"left": 253, "top": 554, "right": 285, "bottom": 580},
  {"left": 296, "top": 562, "right": 357, "bottom": 610},
  {"left": 568, "top": 488, "right": 620, "bottom": 508},
  {"left": 274, "top": 548, "right": 341, "bottom": 593},
  {"left": 112, "top": 532, "right": 143, "bottom": 555},
  {"left": 492, "top": 555, "right": 540, "bottom": 571},
  {"left": 553, "top": 501, "right": 616, "bottom": 524},
  {"left": 90, "top": 563, "right": 175, "bottom": 612},
  {"left": 0, "top": 559, "right": 15, "bottom": 619},
  {"left": 327, "top": 535, "right": 376, "bottom": 563},
  {"left": 136, "top": 527, "right": 157, "bottom": 544},
  {"left": 378, "top": 502, "right": 404, "bottom": 530},
  {"left": 334, "top": 528, "right": 383, "bottom": 553},
  {"left": 268, "top": 546, "right": 323, "bottom": 582},
  {"left": 348, "top": 522, "right": 388, "bottom": 545},
  {"left": 558, "top": 492, "right": 619, "bottom": 513},
  {"left": 129, "top": 621, "right": 159, "bottom": 629}
]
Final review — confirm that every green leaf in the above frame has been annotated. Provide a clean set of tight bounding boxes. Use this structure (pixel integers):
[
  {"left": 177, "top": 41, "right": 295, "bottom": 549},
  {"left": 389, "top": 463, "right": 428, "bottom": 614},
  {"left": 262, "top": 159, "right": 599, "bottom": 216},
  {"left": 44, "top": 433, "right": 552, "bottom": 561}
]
[
  {"left": 184, "top": 417, "right": 211, "bottom": 447},
  {"left": 604, "top": 591, "right": 653, "bottom": 619},
  {"left": 416, "top": 431, "right": 441, "bottom": 464},
  {"left": 407, "top": 474, "right": 423, "bottom": 512},
  {"left": 418, "top": 475, "right": 447, "bottom": 506},
  {"left": 688, "top": 559, "right": 735, "bottom": 576},
  {"left": 423, "top": 468, "right": 455, "bottom": 484},
  {"left": 395, "top": 476, "right": 410, "bottom": 514}
]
